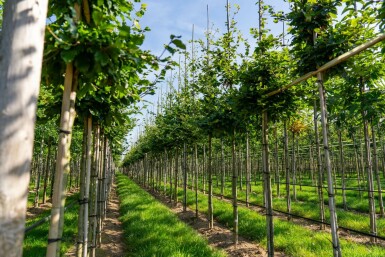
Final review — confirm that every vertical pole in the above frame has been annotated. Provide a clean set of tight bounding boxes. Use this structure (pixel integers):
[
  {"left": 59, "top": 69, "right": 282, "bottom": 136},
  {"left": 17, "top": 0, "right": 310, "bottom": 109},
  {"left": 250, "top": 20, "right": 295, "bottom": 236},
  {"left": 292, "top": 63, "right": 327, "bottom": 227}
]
[
  {"left": 232, "top": 130, "right": 238, "bottom": 245},
  {"left": 183, "top": 142, "right": 187, "bottom": 212},
  {"left": 318, "top": 73, "right": 341, "bottom": 256},
  {"left": 208, "top": 135, "right": 214, "bottom": 228},
  {"left": 262, "top": 110, "right": 274, "bottom": 257}
]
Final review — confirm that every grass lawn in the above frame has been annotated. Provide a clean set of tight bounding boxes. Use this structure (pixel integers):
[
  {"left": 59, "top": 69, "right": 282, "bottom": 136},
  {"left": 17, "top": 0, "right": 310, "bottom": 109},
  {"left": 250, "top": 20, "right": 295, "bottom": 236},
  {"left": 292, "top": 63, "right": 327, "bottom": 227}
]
[{"left": 116, "top": 173, "right": 226, "bottom": 257}]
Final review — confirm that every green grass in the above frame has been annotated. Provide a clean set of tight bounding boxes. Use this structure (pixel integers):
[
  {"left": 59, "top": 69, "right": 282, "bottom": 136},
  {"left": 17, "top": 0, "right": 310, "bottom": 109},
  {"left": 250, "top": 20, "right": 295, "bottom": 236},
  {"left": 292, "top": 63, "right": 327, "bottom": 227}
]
[
  {"left": 116, "top": 174, "right": 226, "bottom": 257},
  {"left": 192, "top": 176, "right": 385, "bottom": 237},
  {"left": 23, "top": 194, "right": 79, "bottom": 257},
  {"left": 175, "top": 186, "right": 385, "bottom": 257}
]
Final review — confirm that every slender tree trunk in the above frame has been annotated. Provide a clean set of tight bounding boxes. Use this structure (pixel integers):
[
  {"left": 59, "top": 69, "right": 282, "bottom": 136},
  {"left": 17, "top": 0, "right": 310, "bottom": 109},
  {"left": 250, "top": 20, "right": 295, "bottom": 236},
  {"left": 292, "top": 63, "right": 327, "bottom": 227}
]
[
  {"left": 371, "top": 121, "right": 385, "bottom": 218},
  {"left": 82, "top": 116, "right": 92, "bottom": 257},
  {"left": 43, "top": 140, "right": 52, "bottom": 204},
  {"left": 97, "top": 134, "right": 107, "bottom": 245},
  {"left": 76, "top": 117, "right": 88, "bottom": 257},
  {"left": 195, "top": 144, "right": 199, "bottom": 218},
  {"left": 208, "top": 135, "right": 214, "bottom": 228},
  {"left": 232, "top": 130, "right": 238, "bottom": 245},
  {"left": 221, "top": 139, "right": 225, "bottom": 199},
  {"left": 338, "top": 129, "right": 347, "bottom": 210},
  {"left": 360, "top": 79, "right": 377, "bottom": 243},
  {"left": 318, "top": 73, "right": 341, "bottom": 256},
  {"left": 47, "top": 63, "right": 78, "bottom": 257},
  {"left": 203, "top": 145, "right": 206, "bottom": 194},
  {"left": 174, "top": 149, "right": 179, "bottom": 206},
  {"left": 284, "top": 120, "right": 291, "bottom": 220},
  {"left": 246, "top": 132, "right": 251, "bottom": 206},
  {"left": 183, "top": 142, "right": 188, "bottom": 212},
  {"left": 314, "top": 98, "right": 325, "bottom": 230},
  {"left": 274, "top": 126, "right": 280, "bottom": 198},
  {"left": 89, "top": 124, "right": 100, "bottom": 257},
  {"left": 0, "top": 1, "right": 48, "bottom": 255},
  {"left": 352, "top": 133, "right": 363, "bottom": 198},
  {"left": 35, "top": 137, "right": 45, "bottom": 207},
  {"left": 292, "top": 131, "right": 297, "bottom": 201},
  {"left": 262, "top": 110, "right": 274, "bottom": 257}
]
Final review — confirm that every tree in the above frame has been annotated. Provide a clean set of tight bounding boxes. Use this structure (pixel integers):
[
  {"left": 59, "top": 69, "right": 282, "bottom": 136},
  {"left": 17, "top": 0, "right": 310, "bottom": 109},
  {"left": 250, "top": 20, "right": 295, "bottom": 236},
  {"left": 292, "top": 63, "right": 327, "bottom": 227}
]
[{"left": 0, "top": 0, "right": 49, "bottom": 256}]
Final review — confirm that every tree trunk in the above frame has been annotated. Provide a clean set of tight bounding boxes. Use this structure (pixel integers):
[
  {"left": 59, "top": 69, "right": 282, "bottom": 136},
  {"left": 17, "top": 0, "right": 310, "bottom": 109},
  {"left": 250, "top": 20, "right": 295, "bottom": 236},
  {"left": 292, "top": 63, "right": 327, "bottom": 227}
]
[
  {"left": 35, "top": 137, "right": 45, "bottom": 208},
  {"left": 46, "top": 63, "right": 78, "bottom": 257},
  {"left": 83, "top": 116, "right": 92, "bottom": 257},
  {"left": 208, "top": 135, "right": 214, "bottom": 228},
  {"left": 183, "top": 142, "right": 188, "bottom": 212},
  {"left": 76, "top": 119, "right": 86, "bottom": 257},
  {"left": 284, "top": 120, "right": 291, "bottom": 220},
  {"left": 318, "top": 73, "right": 341, "bottom": 256},
  {"left": 221, "top": 139, "right": 225, "bottom": 199},
  {"left": 43, "top": 140, "right": 52, "bottom": 204},
  {"left": 89, "top": 124, "right": 100, "bottom": 257},
  {"left": 262, "top": 110, "right": 274, "bottom": 257},
  {"left": 232, "top": 130, "right": 238, "bottom": 245},
  {"left": 246, "top": 132, "right": 251, "bottom": 206},
  {"left": 371, "top": 121, "right": 385, "bottom": 218},
  {"left": 292, "top": 131, "right": 297, "bottom": 201},
  {"left": 174, "top": 149, "right": 179, "bottom": 206},
  {"left": 0, "top": 0, "right": 48, "bottom": 255},
  {"left": 337, "top": 129, "right": 347, "bottom": 210},
  {"left": 274, "top": 126, "right": 280, "bottom": 198},
  {"left": 195, "top": 144, "right": 199, "bottom": 218},
  {"left": 314, "top": 98, "right": 325, "bottom": 230}
]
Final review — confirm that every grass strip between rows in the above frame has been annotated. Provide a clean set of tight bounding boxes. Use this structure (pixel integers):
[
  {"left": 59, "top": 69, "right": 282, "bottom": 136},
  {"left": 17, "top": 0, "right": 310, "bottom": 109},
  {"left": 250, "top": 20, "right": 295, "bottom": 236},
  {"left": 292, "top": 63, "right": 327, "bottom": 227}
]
[
  {"left": 199, "top": 178, "right": 385, "bottom": 237},
  {"left": 174, "top": 185, "right": 385, "bottom": 257},
  {"left": 116, "top": 173, "right": 226, "bottom": 257},
  {"left": 23, "top": 194, "right": 79, "bottom": 257}
]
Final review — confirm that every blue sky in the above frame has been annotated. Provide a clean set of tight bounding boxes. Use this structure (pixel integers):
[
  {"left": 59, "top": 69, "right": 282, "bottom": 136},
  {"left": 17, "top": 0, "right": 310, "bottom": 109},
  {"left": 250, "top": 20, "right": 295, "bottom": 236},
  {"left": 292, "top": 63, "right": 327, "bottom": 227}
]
[{"left": 126, "top": 0, "right": 290, "bottom": 146}]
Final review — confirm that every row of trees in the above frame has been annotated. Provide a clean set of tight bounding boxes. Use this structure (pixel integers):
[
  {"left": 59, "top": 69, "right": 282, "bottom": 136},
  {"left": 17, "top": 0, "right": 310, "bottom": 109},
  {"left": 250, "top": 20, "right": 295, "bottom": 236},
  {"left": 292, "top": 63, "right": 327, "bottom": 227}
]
[{"left": 123, "top": 1, "right": 385, "bottom": 256}]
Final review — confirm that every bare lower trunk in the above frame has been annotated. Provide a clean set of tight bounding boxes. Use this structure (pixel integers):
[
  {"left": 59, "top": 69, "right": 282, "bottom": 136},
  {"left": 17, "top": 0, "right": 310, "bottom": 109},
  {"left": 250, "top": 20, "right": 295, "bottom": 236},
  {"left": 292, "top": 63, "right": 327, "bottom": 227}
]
[
  {"left": 47, "top": 63, "right": 78, "bottom": 257},
  {"left": 284, "top": 120, "right": 291, "bottom": 220},
  {"left": 262, "top": 110, "right": 274, "bottom": 257},
  {"left": 371, "top": 122, "right": 385, "bottom": 218},
  {"left": 34, "top": 138, "right": 45, "bottom": 208},
  {"left": 208, "top": 135, "right": 213, "bottom": 228},
  {"left": 43, "top": 141, "right": 52, "bottom": 204},
  {"left": 232, "top": 130, "right": 238, "bottom": 245},
  {"left": 314, "top": 98, "right": 325, "bottom": 230},
  {"left": 318, "top": 73, "right": 341, "bottom": 256},
  {"left": 337, "top": 129, "right": 347, "bottom": 210},
  {"left": 246, "top": 132, "right": 251, "bottom": 206},
  {"left": 183, "top": 142, "right": 188, "bottom": 212},
  {"left": 0, "top": 1, "right": 48, "bottom": 255}
]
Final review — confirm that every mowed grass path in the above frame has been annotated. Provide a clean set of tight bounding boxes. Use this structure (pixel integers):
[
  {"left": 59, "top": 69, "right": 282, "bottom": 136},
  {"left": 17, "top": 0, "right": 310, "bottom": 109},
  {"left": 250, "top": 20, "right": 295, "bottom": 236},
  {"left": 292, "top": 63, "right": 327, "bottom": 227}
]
[{"left": 116, "top": 174, "right": 226, "bottom": 257}]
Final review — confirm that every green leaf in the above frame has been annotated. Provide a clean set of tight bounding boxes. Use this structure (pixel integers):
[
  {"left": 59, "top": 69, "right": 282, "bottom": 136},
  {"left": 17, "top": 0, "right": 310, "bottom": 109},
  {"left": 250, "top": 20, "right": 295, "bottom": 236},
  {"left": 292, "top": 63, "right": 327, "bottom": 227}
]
[
  {"left": 94, "top": 51, "right": 109, "bottom": 66},
  {"left": 134, "top": 20, "right": 141, "bottom": 30},
  {"left": 61, "top": 48, "right": 78, "bottom": 63},
  {"left": 74, "top": 53, "right": 91, "bottom": 73},
  {"left": 172, "top": 39, "right": 186, "bottom": 50}
]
